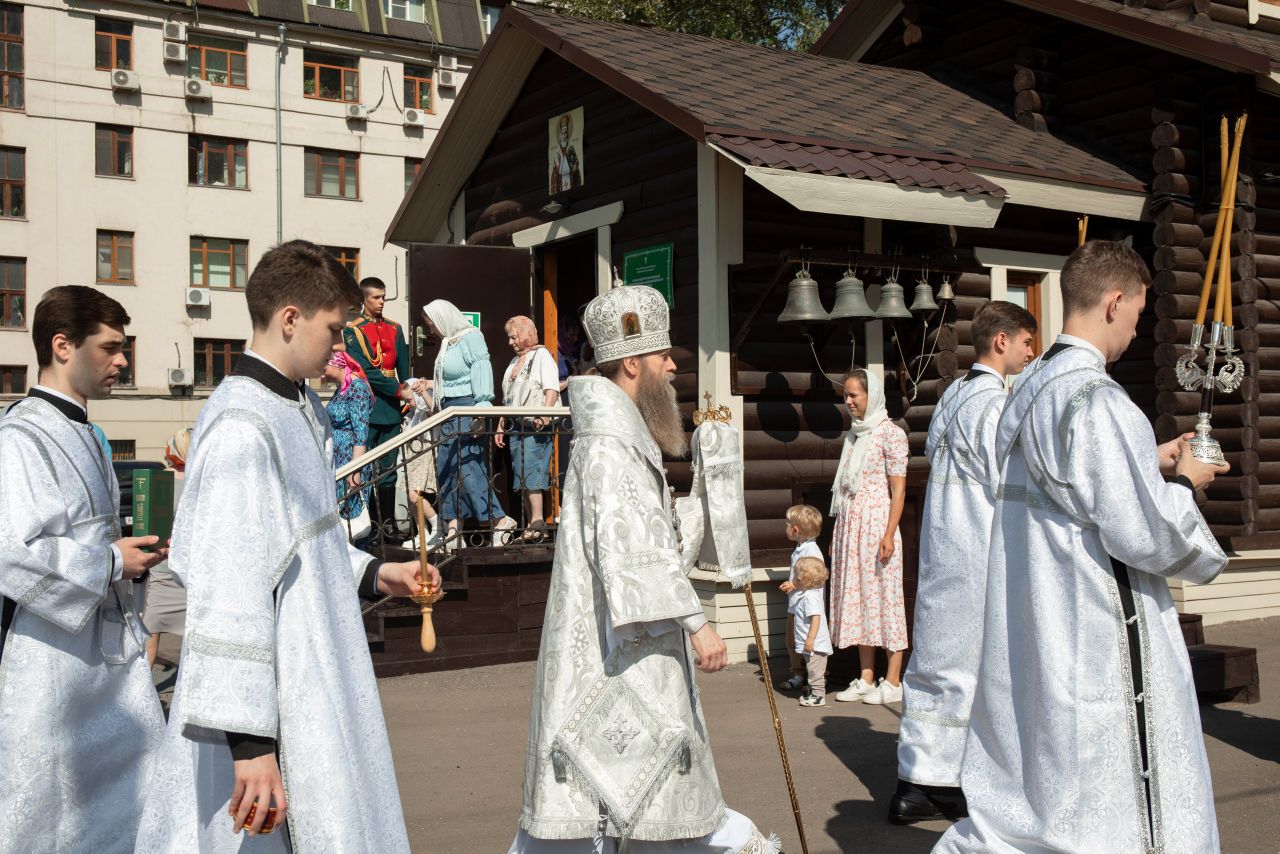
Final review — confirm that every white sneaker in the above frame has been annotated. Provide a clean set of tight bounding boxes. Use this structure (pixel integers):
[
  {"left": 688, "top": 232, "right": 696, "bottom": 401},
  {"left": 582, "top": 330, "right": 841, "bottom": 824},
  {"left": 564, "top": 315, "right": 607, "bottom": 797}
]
[
  {"left": 494, "top": 516, "right": 518, "bottom": 544},
  {"left": 863, "top": 679, "right": 903, "bottom": 705},
  {"left": 834, "top": 678, "right": 879, "bottom": 703}
]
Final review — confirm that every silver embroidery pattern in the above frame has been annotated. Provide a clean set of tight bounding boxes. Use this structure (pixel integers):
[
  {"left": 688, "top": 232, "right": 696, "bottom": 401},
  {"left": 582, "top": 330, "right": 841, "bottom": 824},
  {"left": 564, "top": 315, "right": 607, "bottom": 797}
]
[
  {"left": 602, "top": 715, "right": 641, "bottom": 755},
  {"left": 17, "top": 574, "right": 58, "bottom": 609},
  {"left": 185, "top": 632, "right": 273, "bottom": 664},
  {"left": 903, "top": 708, "right": 969, "bottom": 728}
]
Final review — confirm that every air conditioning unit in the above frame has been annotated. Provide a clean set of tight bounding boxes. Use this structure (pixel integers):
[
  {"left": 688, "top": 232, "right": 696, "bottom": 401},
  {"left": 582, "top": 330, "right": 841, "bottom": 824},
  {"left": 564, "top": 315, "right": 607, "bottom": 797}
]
[
  {"left": 110, "top": 69, "right": 140, "bottom": 92},
  {"left": 437, "top": 69, "right": 456, "bottom": 89},
  {"left": 185, "top": 287, "right": 210, "bottom": 307},
  {"left": 403, "top": 108, "right": 426, "bottom": 127},
  {"left": 168, "top": 367, "right": 194, "bottom": 388},
  {"left": 163, "top": 41, "right": 187, "bottom": 64},
  {"left": 163, "top": 20, "right": 188, "bottom": 42},
  {"left": 345, "top": 103, "right": 370, "bottom": 120},
  {"left": 438, "top": 54, "right": 457, "bottom": 71},
  {"left": 185, "top": 78, "right": 212, "bottom": 100}
]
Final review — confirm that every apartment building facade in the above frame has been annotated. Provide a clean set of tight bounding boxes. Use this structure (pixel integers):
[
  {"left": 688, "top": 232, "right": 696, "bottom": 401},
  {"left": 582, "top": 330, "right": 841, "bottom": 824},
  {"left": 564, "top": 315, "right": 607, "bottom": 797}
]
[{"left": 0, "top": 0, "right": 495, "bottom": 459}]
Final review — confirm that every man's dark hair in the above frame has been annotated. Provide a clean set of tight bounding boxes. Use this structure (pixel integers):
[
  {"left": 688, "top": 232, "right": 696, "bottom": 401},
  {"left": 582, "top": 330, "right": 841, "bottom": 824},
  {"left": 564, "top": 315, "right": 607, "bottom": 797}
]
[
  {"left": 1061, "top": 240, "right": 1150, "bottom": 317},
  {"left": 359, "top": 276, "right": 386, "bottom": 295},
  {"left": 246, "top": 240, "right": 361, "bottom": 330},
  {"left": 33, "top": 285, "right": 131, "bottom": 368},
  {"left": 972, "top": 300, "right": 1038, "bottom": 355}
]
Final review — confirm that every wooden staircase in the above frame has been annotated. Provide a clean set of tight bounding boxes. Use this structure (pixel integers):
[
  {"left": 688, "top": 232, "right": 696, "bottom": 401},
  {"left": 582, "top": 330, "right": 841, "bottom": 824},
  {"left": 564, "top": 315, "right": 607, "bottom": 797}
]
[{"left": 1180, "top": 613, "right": 1260, "bottom": 704}]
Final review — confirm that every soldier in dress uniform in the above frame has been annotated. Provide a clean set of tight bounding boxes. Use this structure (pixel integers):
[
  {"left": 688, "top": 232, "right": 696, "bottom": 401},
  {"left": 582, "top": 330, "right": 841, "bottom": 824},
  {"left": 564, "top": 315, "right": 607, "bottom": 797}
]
[{"left": 343, "top": 277, "right": 410, "bottom": 538}]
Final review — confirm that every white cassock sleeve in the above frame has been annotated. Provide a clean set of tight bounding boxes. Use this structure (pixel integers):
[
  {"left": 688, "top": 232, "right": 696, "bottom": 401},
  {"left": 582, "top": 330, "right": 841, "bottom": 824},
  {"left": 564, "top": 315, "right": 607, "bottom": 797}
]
[
  {"left": 1066, "top": 388, "right": 1227, "bottom": 585},
  {"left": 173, "top": 415, "right": 296, "bottom": 740},
  {"left": 584, "top": 441, "right": 705, "bottom": 638},
  {"left": 0, "top": 427, "right": 114, "bottom": 634}
]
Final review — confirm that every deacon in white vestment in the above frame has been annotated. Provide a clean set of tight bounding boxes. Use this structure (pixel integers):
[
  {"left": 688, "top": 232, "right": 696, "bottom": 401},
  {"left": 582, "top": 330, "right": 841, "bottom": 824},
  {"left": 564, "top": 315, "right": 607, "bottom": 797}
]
[
  {"left": 0, "top": 286, "right": 166, "bottom": 854},
  {"left": 136, "top": 241, "right": 434, "bottom": 853},
  {"left": 511, "top": 284, "right": 776, "bottom": 854},
  {"left": 893, "top": 302, "right": 1037, "bottom": 824},
  {"left": 937, "top": 241, "right": 1229, "bottom": 854}
]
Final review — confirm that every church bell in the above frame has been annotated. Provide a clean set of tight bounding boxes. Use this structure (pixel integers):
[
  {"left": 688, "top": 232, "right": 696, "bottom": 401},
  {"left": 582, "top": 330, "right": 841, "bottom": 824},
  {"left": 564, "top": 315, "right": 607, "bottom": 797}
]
[
  {"left": 777, "top": 267, "right": 829, "bottom": 324},
  {"left": 828, "top": 269, "right": 875, "bottom": 320},
  {"left": 935, "top": 275, "right": 956, "bottom": 302},
  {"left": 875, "top": 278, "right": 913, "bottom": 319},
  {"left": 909, "top": 279, "right": 940, "bottom": 313}
]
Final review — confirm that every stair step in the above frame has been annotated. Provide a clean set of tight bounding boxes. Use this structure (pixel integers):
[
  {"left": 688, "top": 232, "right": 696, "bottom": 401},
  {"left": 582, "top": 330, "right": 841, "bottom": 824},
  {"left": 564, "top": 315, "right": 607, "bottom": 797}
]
[
  {"left": 1187, "top": 643, "right": 1260, "bottom": 704},
  {"left": 1179, "top": 612, "right": 1205, "bottom": 646}
]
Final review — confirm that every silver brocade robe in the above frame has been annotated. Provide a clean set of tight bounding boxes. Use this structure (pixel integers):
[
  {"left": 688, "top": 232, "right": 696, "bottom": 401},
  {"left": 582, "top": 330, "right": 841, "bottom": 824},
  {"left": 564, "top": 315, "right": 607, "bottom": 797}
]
[
  {"left": 518, "top": 376, "right": 727, "bottom": 842},
  {"left": 0, "top": 397, "right": 164, "bottom": 853},
  {"left": 936, "top": 339, "right": 1226, "bottom": 854},
  {"left": 898, "top": 367, "right": 1006, "bottom": 788},
  {"left": 135, "top": 377, "right": 409, "bottom": 853}
]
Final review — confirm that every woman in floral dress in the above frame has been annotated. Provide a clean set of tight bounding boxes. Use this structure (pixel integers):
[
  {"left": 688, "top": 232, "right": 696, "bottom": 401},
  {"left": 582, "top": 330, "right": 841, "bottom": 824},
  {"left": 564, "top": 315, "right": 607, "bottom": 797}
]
[
  {"left": 325, "top": 350, "right": 375, "bottom": 520},
  {"left": 829, "top": 367, "right": 909, "bottom": 705}
]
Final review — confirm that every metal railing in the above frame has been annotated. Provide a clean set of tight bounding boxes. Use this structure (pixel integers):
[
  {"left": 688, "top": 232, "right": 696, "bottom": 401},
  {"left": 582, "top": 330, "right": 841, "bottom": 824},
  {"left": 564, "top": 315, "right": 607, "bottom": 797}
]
[{"left": 335, "top": 405, "right": 571, "bottom": 617}]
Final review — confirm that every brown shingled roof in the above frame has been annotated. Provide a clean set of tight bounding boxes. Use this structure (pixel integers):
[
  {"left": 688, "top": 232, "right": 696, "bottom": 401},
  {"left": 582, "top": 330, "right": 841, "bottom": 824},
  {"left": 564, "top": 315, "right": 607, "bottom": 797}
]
[{"left": 513, "top": 4, "right": 1143, "bottom": 192}]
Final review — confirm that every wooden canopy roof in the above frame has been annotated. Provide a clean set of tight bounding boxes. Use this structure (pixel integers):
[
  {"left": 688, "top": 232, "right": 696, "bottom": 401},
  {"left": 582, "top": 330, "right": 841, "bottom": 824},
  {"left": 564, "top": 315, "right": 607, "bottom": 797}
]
[{"left": 388, "top": 3, "right": 1146, "bottom": 243}]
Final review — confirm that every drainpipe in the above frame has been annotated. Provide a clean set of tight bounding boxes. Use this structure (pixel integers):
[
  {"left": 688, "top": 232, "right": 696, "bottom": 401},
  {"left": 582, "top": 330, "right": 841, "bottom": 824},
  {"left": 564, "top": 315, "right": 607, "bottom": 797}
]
[{"left": 275, "top": 24, "right": 286, "bottom": 244}]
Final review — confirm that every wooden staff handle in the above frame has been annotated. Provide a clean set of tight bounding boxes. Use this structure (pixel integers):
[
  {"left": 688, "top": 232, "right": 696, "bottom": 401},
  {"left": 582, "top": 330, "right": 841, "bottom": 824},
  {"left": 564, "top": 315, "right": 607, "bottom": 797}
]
[
  {"left": 416, "top": 499, "right": 441, "bottom": 654},
  {"left": 420, "top": 601, "right": 438, "bottom": 654}
]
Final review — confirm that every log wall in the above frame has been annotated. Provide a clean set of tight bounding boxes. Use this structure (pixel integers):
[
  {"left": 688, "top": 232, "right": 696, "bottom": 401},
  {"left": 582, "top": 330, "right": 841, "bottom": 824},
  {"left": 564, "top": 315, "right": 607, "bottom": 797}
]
[{"left": 860, "top": 0, "right": 1275, "bottom": 548}]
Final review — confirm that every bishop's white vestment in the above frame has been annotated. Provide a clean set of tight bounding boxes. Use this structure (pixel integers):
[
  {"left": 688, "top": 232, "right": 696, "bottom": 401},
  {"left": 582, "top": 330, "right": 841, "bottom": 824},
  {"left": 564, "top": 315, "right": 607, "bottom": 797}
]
[
  {"left": 935, "top": 336, "right": 1226, "bottom": 854},
  {"left": 0, "top": 392, "right": 165, "bottom": 853},
  {"left": 135, "top": 360, "right": 410, "bottom": 853},
  {"left": 512, "top": 376, "right": 774, "bottom": 853},
  {"left": 898, "top": 364, "right": 1006, "bottom": 787}
]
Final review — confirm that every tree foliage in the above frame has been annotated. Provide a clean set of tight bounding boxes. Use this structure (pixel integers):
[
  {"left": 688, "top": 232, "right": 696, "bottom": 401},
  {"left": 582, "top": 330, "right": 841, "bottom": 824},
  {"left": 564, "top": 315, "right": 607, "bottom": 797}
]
[{"left": 552, "top": 0, "right": 843, "bottom": 52}]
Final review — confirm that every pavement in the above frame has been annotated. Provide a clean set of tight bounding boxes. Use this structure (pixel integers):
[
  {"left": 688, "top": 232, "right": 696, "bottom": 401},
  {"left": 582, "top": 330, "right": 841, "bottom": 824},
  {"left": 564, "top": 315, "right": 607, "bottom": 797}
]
[{"left": 382, "top": 617, "right": 1280, "bottom": 853}]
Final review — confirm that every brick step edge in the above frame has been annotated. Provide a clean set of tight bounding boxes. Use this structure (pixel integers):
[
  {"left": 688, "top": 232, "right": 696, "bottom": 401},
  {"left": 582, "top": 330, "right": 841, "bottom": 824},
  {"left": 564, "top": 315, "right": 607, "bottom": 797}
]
[{"left": 1188, "top": 643, "right": 1260, "bottom": 705}]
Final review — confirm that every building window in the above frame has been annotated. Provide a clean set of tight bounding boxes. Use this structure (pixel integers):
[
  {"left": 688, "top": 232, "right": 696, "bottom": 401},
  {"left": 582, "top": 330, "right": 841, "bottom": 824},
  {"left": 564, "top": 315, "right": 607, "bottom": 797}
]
[
  {"left": 303, "top": 51, "right": 358, "bottom": 103},
  {"left": 0, "top": 3, "right": 23, "bottom": 110},
  {"left": 96, "top": 230, "right": 134, "bottom": 285},
  {"left": 324, "top": 246, "right": 359, "bottom": 279},
  {"left": 187, "top": 34, "right": 247, "bottom": 88},
  {"left": 0, "top": 145, "right": 22, "bottom": 218},
  {"left": 109, "top": 438, "right": 136, "bottom": 460},
  {"left": 482, "top": 5, "right": 502, "bottom": 36},
  {"left": 117, "top": 336, "right": 136, "bottom": 386},
  {"left": 95, "top": 125, "right": 133, "bottom": 178},
  {"left": 304, "top": 148, "right": 359, "bottom": 199},
  {"left": 403, "top": 65, "right": 432, "bottom": 112},
  {"left": 0, "top": 364, "right": 24, "bottom": 394},
  {"left": 1005, "top": 270, "right": 1045, "bottom": 353},
  {"left": 194, "top": 338, "right": 243, "bottom": 388},
  {"left": 385, "top": 0, "right": 426, "bottom": 23},
  {"left": 191, "top": 237, "right": 249, "bottom": 289},
  {"left": 309, "top": 0, "right": 353, "bottom": 9},
  {"left": 404, "top": 157, "right": 422, "bottom": 193},
  {"left": 94, "top": 18, "right": 132, "bottom": 71},
  {"left": 188, "top": 135, "right": 247, "bottom": 188},
  {"left": 0, "top": 256, "right": 23, "bottom": 327}
]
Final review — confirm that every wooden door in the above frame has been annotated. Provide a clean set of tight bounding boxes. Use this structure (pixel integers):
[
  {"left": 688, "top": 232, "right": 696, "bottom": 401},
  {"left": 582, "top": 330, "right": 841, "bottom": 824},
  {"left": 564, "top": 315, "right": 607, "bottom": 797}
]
[{"left": 408, "top": 244, "right": 533, "bottom": 389}]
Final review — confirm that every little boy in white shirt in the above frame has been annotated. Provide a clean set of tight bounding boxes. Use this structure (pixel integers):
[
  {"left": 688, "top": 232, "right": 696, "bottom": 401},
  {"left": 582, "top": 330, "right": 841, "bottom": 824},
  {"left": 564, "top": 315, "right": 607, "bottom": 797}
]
[
  {"left": 791, "top": 556, "right": 833, "bottom": 707},
  {"left": 779, "top": 504, "right": 824, "bottom": 691}
]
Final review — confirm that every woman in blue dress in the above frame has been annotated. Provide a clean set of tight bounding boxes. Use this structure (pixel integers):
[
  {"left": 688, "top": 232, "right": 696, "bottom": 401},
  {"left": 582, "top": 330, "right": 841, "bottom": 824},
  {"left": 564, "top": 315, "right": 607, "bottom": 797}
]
[
  {"left": 422, "top": 299, "right": 516, "bottom": 546},
  {"left": 325, "top": 350, "right": 375, "bottom": 520}
]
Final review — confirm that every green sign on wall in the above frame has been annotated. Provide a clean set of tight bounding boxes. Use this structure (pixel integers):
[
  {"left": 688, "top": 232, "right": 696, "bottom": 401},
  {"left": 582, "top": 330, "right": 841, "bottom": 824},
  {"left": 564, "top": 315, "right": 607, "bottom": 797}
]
[
  {"left": 462, "top": 311, "right": 481, "bottom": 329},
  {"left": 621, "top": 243, "right": 674, "bottom": 308}
]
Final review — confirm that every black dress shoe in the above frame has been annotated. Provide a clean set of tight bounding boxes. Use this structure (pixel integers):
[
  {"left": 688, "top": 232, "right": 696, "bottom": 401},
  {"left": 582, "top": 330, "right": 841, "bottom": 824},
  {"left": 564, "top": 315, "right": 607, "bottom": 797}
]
[{"left": 888, "top": 779, "right": 969, "bottom": 825}]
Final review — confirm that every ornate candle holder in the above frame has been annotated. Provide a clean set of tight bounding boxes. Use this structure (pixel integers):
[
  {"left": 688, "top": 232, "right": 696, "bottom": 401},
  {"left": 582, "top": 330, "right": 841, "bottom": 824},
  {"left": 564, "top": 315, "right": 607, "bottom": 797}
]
[{"left": 1174, "top": 321, "right": 1245, "bottom": 464}]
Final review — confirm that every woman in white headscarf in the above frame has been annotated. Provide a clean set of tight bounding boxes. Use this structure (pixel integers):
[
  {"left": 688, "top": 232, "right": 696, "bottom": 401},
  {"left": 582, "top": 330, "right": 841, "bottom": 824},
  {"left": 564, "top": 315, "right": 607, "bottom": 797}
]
[
  {"left": 420, "top": 299, "right": 516, "bottom": 545},
  {"left": 828, "top": 367, "right": 910, "bottom": 706}
]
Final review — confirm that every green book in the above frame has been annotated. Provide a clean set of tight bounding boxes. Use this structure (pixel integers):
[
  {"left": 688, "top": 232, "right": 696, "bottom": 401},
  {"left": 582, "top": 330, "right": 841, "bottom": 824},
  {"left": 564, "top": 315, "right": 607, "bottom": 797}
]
[{"left": 133, "top": 469, "right": 175, "bottom": 551}]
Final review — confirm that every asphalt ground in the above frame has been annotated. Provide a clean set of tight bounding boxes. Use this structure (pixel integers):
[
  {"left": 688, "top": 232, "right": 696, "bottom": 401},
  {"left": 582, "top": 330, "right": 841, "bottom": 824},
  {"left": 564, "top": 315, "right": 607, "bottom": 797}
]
[{"left": 380, "top": 616, "right": 1280, "bottom": 853}]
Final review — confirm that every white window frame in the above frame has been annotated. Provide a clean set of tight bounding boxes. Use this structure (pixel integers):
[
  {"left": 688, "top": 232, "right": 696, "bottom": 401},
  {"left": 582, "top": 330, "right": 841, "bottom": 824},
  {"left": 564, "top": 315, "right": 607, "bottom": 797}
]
[
  {"left": 309, "top": 0, "right": 353, "bottom": 10},
  {"left": 384, "top": 0, "right": 426, "bottom": 23},
  {"left": 974, "top": 248, "right": 1067, "bottom": 345}
]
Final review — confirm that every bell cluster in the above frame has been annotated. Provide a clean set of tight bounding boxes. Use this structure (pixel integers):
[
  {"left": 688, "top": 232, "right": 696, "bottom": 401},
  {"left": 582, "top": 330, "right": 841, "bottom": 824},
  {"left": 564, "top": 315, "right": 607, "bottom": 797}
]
[{"left": 777, "top": 265, "right": 955, "bottom": 325}]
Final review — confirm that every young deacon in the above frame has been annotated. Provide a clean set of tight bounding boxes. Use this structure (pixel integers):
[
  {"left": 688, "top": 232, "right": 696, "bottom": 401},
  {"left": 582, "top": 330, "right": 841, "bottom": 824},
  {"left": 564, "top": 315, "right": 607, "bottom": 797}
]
[
  {"left": 0, "top": 287, "right": 165, "bottom": 853},
  {"left": 936, "top": 241, "right": 1228, "bottom": 853},
  {"left": 890, "top": 301, "right": 1036, "bottom": 824},
  {"left": 136, "top": 242, "right": 439, "bottom": 852}
]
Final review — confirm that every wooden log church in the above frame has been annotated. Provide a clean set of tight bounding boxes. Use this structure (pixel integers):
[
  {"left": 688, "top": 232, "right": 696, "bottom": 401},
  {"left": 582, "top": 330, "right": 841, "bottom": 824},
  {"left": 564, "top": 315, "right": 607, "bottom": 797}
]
[{"left": 384, "top": 1, "right": 1278, "bottom": 686}]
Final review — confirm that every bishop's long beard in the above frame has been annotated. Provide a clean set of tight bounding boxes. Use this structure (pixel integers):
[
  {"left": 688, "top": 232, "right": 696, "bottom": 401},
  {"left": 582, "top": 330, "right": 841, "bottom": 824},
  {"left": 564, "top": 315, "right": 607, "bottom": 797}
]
[{"left": 636, "top": 368, "right": 688, "bottom": 458}]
